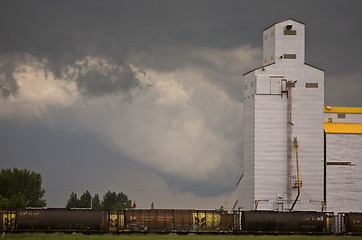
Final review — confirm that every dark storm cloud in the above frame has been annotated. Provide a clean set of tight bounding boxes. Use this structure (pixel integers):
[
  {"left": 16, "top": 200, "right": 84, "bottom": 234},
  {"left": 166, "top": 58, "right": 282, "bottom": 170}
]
[
  {"left": 50, "top": 57, "right": 141, "bottom": 97},
  {"left": 75, "top": 64, "right": 139, "bottom": 97},
  {"left": 1, "top": 0, "right": 361, "bottom": 102}
]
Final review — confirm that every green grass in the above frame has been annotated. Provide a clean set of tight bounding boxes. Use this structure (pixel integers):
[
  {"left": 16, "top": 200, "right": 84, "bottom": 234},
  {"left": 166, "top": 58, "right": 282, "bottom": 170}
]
[{"left": 3, "top": 233, "right": 362, "bottom": 240}]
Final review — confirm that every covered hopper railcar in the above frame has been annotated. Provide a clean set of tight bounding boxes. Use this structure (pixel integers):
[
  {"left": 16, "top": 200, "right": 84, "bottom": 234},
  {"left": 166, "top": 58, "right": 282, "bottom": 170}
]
[
  {"left": 16, "top": 209, "right": 109, "bottom": 232},
  {"left": 235, "top": 210, "right": 333, "bottom": 234}
]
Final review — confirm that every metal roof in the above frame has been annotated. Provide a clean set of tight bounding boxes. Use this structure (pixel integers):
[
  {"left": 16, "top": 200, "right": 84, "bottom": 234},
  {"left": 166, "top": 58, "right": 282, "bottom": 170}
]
[
  {"left": 324, "top": 122, "right": 362, "bottom": 134},
  {"left": 324, "top": 106, "right": 362, "bottom": 114}
]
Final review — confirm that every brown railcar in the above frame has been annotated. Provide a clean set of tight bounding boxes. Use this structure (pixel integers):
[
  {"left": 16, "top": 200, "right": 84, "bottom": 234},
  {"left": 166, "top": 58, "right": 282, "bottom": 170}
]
[
  {"left": 241, "top": 210, "right": 330, "bottom": 233},
  {"left": 16, "top": 208, "right": 107, "bottom": 232}
]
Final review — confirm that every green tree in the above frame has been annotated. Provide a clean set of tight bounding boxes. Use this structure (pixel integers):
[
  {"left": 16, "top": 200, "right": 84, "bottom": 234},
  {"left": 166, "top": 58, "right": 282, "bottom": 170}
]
[
  {"left": 65, "top": 192, "right": 79, "bottom": 209},
  {"left": 0, "top": 195, "right": 9, "bottom": 209},
  {"left": 92, "top": 194, "right": 101, "bottom": 210},
  {"left": 102, "top": 191, "right": 131, "bottom": 210},
  {"left": 0, "top": 168, "right": 46, "bottom": 210},
  {"left": 65, "top": 190, "right": 131, "bottom": 210},
  {"left": 79, "top": 190, "right": 92, "bottom": 208}
]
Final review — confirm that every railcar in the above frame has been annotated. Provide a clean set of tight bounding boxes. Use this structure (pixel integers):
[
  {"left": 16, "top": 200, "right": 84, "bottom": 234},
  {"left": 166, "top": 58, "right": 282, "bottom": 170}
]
[
  {"left": 15, "top": 208, "right": 108, "bottom": 232},
  {"left": 234, "top": 210, "right": 333, "bottom": 234},
  {"left": 342, "top": 212, "right": 362, "bottom": 234}
]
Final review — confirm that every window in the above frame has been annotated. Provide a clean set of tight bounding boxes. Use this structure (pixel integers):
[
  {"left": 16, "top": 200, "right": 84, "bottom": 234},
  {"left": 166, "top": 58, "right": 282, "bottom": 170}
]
[
  {"left": 244, "top": 84, "right": 248, "bottom": 90},
  {"left": 327, "top": 162, "right": 352, "bottom": 166},
  {"left": 271, "top": 31, "right": 274, "bottom": 37},
  {"left": 264, "top": 57, "right": 267, "bottom": 64},
  {"left": 286, "top": 82, "right": 295, "bottom": 88},
  {"left": 337, "top": 113, "right": 346, "bottom": 119},
  {"left": 306, "top": 83, "right": 318, "bottom": 88},
  {"left": 284, "top": 30, "right": 297, "bottom": 35},
  {"left": 264, "top": 34, "right": 267, "bottom": 40},
  {"left": 284, "top": 54, "right": 296, "bottom": 59},
  {"left": 250, "top": 82, "right": 254, "bottom": 88}
]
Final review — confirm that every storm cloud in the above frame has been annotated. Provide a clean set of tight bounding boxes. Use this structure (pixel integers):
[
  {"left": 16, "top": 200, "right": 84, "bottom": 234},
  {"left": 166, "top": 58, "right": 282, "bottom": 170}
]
[{"left": 0, "top": 0, "right": 361, "bottom": 208}]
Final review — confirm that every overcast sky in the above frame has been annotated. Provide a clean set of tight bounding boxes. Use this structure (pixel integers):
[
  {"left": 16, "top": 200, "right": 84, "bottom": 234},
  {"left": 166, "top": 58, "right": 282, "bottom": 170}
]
[{"left": 1, "top": 0, "right": 361, "bottom": 210}]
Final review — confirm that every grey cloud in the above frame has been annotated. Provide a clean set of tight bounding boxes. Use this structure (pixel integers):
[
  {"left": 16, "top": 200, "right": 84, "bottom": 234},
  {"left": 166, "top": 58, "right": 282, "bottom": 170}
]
[
  {"left": 1, "top": 0, "right": 361, "bottom": 101},
  {"left": 0, "top": 56, "right": 19, "bottom": 98},
  {"left": 76, "top": 66, "right": 138, "bottom": 97},
  {"left": 60, "top": 58, "right": 141, "bottom": 98}
]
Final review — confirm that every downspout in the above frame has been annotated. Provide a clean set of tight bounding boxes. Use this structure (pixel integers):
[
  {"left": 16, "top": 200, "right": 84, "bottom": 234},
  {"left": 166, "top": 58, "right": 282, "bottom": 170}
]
[{"left": 290, "top": 137, "right": 300, "bottom": 212}]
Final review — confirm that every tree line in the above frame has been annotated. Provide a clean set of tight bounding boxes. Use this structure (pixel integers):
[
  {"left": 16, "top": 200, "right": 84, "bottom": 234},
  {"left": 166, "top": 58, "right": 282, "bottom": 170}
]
[
  {"left": 0, "top": 168, "right": 131, "bottom": 210},
  {"left": 65, "top": 190, "right": 132, "bottom": 210}
]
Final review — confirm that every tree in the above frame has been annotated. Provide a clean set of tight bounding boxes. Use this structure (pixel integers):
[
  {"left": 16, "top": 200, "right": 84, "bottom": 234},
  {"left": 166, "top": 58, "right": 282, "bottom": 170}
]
[
  {"left": 0, "top": 168, "right": 46, "bottom": 210},
  {"left": 79, "top": 190, "right": 92, "bottom": 208},
  {"left": 65, "top": 192, "right": 79, "bottom": 209},
  {"left": 102, "top": 191, "right": 131, "bottom": 210},
  {"left": 92, "top": 194, "right": 101, "bottom": 210},
  {"left": 65, "top": 190, "right": 131, "bottom": 210},
  {"left": 0, "top": 195, "right": 9, "bottom": 209}
]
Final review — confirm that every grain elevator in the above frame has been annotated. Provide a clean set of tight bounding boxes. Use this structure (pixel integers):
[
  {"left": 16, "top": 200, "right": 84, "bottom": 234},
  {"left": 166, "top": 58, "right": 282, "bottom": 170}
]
[{"left": 236, "top": 19, "right": 325, "bottom": 211}]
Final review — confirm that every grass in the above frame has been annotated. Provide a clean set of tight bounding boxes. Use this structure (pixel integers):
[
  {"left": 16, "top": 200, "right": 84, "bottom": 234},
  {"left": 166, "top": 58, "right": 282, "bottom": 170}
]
[{"left": 3, "top": 233, "right": 362, "bottom": 240}]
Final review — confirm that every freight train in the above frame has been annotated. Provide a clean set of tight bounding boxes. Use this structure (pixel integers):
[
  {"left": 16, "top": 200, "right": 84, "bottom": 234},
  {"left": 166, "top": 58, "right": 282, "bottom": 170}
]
[{"left": 1, "top": 208, "right": 361, "bottom": 235}]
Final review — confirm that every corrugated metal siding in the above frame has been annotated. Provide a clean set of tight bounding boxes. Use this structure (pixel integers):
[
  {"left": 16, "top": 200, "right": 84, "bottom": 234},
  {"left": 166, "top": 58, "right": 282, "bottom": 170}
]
[
  {"left": 237, "top": 72, "right": 256, "bottom": 211},
  {"left": 326, "top": 134, "right": 362, "bottom": 213},
  {"left": 324, "top": 123, "right": 362, "bottom": 134},
  {"left": 254, "top": 93, "right": 288, "bottom": 210},
  {"left": 324, "top": 106, "right": 362, "bottom": 114},
  {"left": 324, "top": 112, "right": 362, "bottom": 124}
]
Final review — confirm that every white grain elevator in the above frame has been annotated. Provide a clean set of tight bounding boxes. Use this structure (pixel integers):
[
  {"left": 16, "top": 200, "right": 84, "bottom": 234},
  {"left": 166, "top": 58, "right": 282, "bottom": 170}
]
[{"left": 236, "top": 19, "right": 325, "bottom": 211}]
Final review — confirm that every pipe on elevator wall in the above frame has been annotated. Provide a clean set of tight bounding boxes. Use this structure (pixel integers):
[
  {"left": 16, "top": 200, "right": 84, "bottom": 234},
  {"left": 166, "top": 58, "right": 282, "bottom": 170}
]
[{"left": 290, "top": 137, "right": 300, "bottom": 212}]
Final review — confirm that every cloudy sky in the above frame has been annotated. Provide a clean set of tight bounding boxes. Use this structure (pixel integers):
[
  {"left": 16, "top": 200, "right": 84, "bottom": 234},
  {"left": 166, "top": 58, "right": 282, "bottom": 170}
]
[{"left": 1, "top": 0, "right": 361, "bottom": 210}]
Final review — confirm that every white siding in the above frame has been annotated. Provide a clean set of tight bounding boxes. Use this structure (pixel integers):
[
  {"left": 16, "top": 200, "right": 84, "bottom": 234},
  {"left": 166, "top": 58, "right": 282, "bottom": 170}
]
[
  {"left": 254, "top": 93, "right": 287, "bottom": 210},
  {"left": 324, "top": 113, "right": 362, "bottom": 123},
  {"left": 263, "top": 26, "right": 275, "bottom": 65},
  {"left": 326, "top": 134, "right": 362, "bottom": 213},
  {"left": 237, "top": 73, "right": 255, "bottom": 210},
  {"left": 256, "top": 75, "right": 271, "bottom": 94}
]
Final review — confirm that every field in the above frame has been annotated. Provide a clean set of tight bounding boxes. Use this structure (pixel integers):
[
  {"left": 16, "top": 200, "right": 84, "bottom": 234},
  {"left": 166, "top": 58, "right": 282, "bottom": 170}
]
[{"left": 3, "top": 233, "right": 362, "bottom": 240}]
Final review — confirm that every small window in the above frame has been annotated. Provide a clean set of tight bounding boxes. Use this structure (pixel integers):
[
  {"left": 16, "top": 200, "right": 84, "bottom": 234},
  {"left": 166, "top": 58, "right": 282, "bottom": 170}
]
[
  {"left": 250, "top": 82, "right": 254, "bottom": 88},
  {"left": 327, "top": 162, "right": 352, "bottom": 166},
  {"left": 264, "top": 57, "right": 267, "bottom": 64},
  {"left": 244, "top": 84, "right": 248, "bottom": 90},
  {"left": 271, "top": 31, "right": 274, "bottom": 37},
  {"left": 284, "top": 54, "right": 296, "bottom": 59},
  {"left": 271, "top": 54, "right": 274, "bottom": 61},
  {"left": 337, "top": 113, "right": 346, "bottom": 119},
  {"left": 284, "top": 30, "right": 297, "bottom": 35},
  {"left": 306, "top": 83, "right": 318, "bottom": 88},
  {"left": 264, "top": 34, "right": 267, "bottom": 40},
  {"left": 286, "top": 82, "right": 295, "bottom": 88}
]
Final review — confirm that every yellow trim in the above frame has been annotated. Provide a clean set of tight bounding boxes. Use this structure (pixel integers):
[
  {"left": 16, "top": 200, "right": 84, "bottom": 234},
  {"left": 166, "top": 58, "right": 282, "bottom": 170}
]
[
  {"left": 324, "top": 106, "right": 362, "bottom": 114},
  {"left": 324, "top": 122, "right": 362, "bottom": 134}
]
